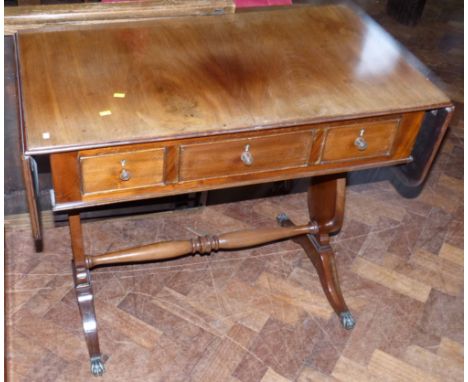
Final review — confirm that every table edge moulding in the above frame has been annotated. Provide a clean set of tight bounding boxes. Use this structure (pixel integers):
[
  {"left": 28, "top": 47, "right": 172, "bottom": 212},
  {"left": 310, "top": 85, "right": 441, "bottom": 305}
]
[{"left": 15, "top": 1, "right": 453, "bottom": 376}]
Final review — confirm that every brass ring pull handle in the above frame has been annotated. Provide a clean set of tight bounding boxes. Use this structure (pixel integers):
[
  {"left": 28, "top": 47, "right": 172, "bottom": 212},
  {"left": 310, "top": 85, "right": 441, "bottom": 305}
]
[
  {"left": 241, "top": 144, "right": 254, "bottom": 166},
  {"left": 119, "top": 159, "right": 131, "bottom": 181},
  {"left": 354, "top": 129, "right": 368, "bottom": 151}
]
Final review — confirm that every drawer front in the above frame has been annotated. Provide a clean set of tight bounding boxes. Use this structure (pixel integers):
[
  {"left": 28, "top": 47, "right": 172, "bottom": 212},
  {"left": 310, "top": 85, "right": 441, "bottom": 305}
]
[
  {"left": 50, "top": 112, "right": 423, "bottom": 210},
  {"left": 179, "top": 131, "right": 314, "bottom": 181},
  {"left": 321, "top": 119, "right": 400, "bottom": 163},
  {"left": 80, "top": 148, "right": 165, "bottom": 194}
]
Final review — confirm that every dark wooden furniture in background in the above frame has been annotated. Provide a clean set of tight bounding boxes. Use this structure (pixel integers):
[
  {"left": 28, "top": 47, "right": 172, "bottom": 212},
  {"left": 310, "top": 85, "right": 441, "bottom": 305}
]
[
  {"left": 15, "top": 2, "right": 451, "bottom": 376},
  {"left": 387, "top": 0, "right": 427, "bottom": 25}
]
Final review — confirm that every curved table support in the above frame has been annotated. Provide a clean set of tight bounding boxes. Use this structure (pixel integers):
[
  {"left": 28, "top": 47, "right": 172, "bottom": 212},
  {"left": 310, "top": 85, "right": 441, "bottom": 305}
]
[
  {"left": 308, "top": 174, "right": 346, "bottom": 238},
  {"left": 69, "top": 214, "right": 105, "bottom": 376},
  {"left": 68, "top": 212, "right": 320, "bottom": 375},
  {"left": 279, "top": 174, "right": 355, "bottom": 330},
  {"left": 278, "top": 217, "right": 355, "bottom": 329},
  {"left": 66, "top": 174, "right": 357, "bottom": 377}
]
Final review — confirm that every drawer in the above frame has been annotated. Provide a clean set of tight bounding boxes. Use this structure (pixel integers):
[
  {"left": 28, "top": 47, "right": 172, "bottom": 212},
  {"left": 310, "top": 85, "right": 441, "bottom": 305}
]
[
  {"left": 321, "top": 119, "right": 400, "bottom": 163},
  {"left": 80, "top": 148, "right": 165, "bottom": 194},
  {"left": 179, "top": 131, "right": 314, "bottom": 181}
]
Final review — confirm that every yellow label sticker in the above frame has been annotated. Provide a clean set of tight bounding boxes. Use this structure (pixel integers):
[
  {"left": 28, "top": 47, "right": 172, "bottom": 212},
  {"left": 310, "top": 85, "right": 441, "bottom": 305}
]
[
  {"left": 99, "top": 110, "right": 112, "bottom": 116},
  {"left": 113, "top": 93, "right": 126, "bottom": 98}
]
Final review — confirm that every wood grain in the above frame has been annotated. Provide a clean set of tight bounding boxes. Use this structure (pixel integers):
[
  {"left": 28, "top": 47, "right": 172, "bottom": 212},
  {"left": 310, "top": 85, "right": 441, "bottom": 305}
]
[
  {"left": 255, "top": 272, "right": 334, "bottom": 320},
  {"left": 87, "top": 222, "right": 318, "bottom": 268},
  {"left": 5, "top": 0, "right": 234, "bottom": 35},
  {"left": 352, "top": 257, "right": 432, "bottom": 303},
  {"left": 20, "top": 156, "right": 41, "bottom": 242},
  {"left": 69, "top": 212, "right": 86, "bottom": 267},
  {"left": 308, "top": 174, "right": 346, "bottom": 236},
  {"left": 392, "top": 107, "right": 453, "bottom": 187},
  {"left": 437, "top": 338, "right": 464, "bottom": 368},
  {"left": 50, "top": 151, "right": 81, "bottom": 203},
  {"left": 16, "top": 4, "right": 450, "bottom": 154},
  {"left": 404, "top": 345, "right": 463, "bottom": 381},
  {"left": 80, "top": 147, "right": 166, "bottom": 194},
  {"left": 49, "top": 112, "right": 423, "bottom": 210},
  {"left": 321, "top": 119, "right": 399, "bottom": 163},
  {"left": 179, "top": 131, "right": 314, "bottom": 181},
  {"left": 368, "top": 349, "right": 440, "bottom": 382},
  {"left": 6, "top": 1, "right": 463, "bottom": 378},
  {"left": 332, "top": 356, "right": 372, "bottom": 382}
]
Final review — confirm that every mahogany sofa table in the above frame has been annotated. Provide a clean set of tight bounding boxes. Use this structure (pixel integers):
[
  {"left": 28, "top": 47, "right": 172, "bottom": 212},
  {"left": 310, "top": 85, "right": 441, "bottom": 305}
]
[{"left": 16, "top": 1, "right": 452, "bottom": 376}]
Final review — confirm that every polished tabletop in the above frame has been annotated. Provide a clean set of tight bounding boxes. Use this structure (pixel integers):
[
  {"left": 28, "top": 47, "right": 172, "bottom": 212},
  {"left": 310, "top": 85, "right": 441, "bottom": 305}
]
[{"left": 17, "top": 3, "right": 450, "bottom": 154}]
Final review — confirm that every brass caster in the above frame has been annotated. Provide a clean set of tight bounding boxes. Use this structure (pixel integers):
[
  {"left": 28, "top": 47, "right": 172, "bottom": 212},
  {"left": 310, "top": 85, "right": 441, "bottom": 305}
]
[
  {"left": 340, "top": 311, "right": 356, "bottom": 330},
  {"left": 90, "top": 356, "right": 105, "bottom": 377}
]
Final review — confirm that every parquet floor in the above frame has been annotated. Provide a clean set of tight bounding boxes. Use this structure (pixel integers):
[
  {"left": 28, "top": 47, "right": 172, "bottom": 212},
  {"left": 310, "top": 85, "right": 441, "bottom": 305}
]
[{"left": 5, "top": 1, "right": 463, "bottom": 381}]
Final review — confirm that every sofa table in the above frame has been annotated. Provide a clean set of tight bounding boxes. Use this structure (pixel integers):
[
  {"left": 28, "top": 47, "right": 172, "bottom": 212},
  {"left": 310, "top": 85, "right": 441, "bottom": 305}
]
[{"left": 15, "top": 1, "right": 452, "bottom": 376}]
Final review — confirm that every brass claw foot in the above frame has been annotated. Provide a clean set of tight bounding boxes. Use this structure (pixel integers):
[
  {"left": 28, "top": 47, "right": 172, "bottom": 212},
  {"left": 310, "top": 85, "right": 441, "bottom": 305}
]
[
  {"left": 90, "top": 356, "right": 105, "bottom": 377},
  {"left": 339, "top": 311, "right": 356, "bottom": 330},
  {"left": 277, "top": 213, "right": 355, "bottom": 331}
]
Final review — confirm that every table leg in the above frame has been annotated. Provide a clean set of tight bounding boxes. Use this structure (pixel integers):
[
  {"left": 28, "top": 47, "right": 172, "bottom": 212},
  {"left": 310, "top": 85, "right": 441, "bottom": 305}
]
[
  {"left": 278, "top": 174, "right": 355, "bottom": 329},
  {"left": 69, "top": 213, "right": 105, "bottom": 376}
]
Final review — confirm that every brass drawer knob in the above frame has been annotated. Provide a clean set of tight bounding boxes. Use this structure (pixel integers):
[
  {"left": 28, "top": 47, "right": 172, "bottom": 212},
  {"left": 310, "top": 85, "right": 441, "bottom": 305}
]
[
  {"left": 241, "top": 144, "right": 254, "bottom": 166},
  {"left": 120, "top": 160, "right": 131, "bottom": 181},
  {"left": 354, "top": 129, "right": 368, "bottom": 151},
  {"left": 120, "top": 169, "right": 131, "bottom": 181}
]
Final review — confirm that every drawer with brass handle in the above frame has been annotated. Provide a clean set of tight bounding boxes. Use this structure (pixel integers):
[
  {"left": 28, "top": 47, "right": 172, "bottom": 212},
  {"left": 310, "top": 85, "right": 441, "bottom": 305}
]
[
  {"left": 179, "top": 131, "right": 314, "bottom": 181},
  {"left": 79, "top": 148, "right": 166, "bottom": 195},
  {"left": 321, "top": 118, "right": 400, "bottom": 163},
  {"left": 49, "top": 113, "right": 423, "bottom": 209}
]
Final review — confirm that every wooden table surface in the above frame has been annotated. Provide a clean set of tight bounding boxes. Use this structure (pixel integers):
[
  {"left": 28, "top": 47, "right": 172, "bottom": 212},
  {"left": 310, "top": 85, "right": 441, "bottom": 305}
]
[
  {"left": 13, "top": 3, "right": 454, "bottom": 375},
  {"left": 17, "top": 3, "right": 449, "bottom": 154}
]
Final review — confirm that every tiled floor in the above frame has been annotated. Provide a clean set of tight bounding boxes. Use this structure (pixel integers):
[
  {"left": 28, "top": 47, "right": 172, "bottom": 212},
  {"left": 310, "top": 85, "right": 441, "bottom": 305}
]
[{"left": 5, "top": 1, "right": 463, "bottom": 381}]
